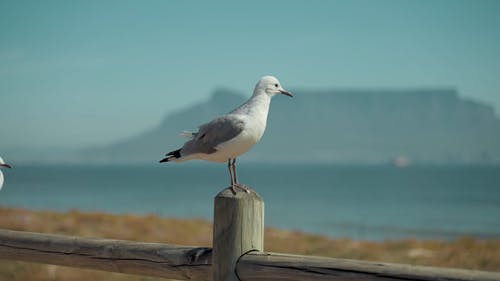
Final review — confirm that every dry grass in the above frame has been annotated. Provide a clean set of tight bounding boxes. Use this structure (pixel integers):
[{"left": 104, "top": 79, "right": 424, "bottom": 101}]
[{"left": 0, "top": 207, "right": 499, "bottom": 280}]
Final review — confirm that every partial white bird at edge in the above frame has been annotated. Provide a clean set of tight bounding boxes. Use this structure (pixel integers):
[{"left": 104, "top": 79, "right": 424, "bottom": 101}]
[{"left": 0, "top": 156, "right": 13, "bottom": 191}]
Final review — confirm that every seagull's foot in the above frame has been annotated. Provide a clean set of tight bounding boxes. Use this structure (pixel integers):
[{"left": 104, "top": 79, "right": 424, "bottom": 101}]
[
  {"left": 235, "top": 183, "right": 251, "bottom": 193},
  {"left": 229, "top": 183, "right": 251, "bottom": 194},
  {"left": 230, "top": 184, "right": 237, "bottom": 195}
]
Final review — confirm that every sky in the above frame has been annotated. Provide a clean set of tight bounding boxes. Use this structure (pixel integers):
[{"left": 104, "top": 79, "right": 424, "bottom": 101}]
[{"left": 1, "top": 0, "right": 500, "bottom": 149}]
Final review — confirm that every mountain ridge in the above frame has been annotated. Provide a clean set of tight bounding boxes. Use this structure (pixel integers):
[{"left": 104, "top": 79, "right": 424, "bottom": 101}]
[{"left": 79, "top": 87, "right": 500, "bottom": 165}]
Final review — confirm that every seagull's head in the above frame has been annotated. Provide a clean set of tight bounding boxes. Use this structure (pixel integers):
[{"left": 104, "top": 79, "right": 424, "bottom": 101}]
[
  {"left": 254, "top": 76, "right": 293, "bottom": 98},
  {"left": 0, "top": 157, "right": 12, "bottom": 169}
]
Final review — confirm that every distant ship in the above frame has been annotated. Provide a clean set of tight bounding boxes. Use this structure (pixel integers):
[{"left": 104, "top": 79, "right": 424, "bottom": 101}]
[{"left": 391, "top": 156, "right": 411, "bottom": 167}]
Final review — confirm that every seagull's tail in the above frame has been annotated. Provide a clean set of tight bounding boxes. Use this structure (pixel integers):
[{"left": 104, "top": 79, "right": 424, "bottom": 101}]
[
  {"left": 159, "top": 149, "right": 181, "bottom": 163},
  {"left": 180, "top": 131, "right": 197, "bottom": 138}
]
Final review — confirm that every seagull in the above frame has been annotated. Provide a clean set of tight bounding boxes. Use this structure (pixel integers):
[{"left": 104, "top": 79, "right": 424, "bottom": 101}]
[
  {"left": 0, "top": 157, "right": 12, "bottom": 191},
  {"left": 160, "top": 76, "right": 293, "bottom": 193}
]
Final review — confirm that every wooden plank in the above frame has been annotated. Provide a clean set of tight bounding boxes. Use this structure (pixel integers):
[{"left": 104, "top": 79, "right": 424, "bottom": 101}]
[
  {"left": 0, "top": 228, "right": 212, "bottom": 281},
  {"left": 213, "top": 187, "right": 264, "bottom": 281},
  {"left": 237, "top": 252, "right": 500, "bottom": 281}
]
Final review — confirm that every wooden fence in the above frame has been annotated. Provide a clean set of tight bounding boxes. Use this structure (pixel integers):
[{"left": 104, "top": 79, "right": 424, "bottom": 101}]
[{"left": 1, "top": 187, "right": 499, "bottom": 281}]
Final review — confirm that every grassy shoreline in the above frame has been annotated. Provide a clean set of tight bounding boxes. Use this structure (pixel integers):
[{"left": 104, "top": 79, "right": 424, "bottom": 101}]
[{"left": 0, "top": 207, "right": 499, "bottom": 280}]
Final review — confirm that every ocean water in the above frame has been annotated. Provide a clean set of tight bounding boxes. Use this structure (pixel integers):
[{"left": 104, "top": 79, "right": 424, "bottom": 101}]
[{"left": 0, "top": 163, "right": 499, "bottom": 241}]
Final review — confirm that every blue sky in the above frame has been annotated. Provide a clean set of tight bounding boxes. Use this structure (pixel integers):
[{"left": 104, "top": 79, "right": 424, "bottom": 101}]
[{"left": 1, "top": 0, "right": 500, "bottom": 149}]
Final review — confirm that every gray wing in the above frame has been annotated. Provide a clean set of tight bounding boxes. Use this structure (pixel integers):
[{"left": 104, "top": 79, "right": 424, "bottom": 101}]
[{"left": 181, "top": 115, "right": 245, "bottom": 155}]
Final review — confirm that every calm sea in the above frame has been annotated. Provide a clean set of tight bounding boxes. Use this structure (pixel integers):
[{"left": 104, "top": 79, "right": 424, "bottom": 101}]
[{"left": 1, "top": 164, "right": 499, "bottom": 241}]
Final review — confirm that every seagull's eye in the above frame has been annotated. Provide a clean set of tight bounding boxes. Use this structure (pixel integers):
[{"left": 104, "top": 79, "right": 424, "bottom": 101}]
[{"left": 274, "top": 84, "right": 279, "bottom": 88}]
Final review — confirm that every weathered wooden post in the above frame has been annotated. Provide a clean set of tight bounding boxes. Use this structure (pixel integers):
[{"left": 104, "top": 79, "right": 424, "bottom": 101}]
[{"left": 213, "top": 188, "right": 264, "bottom": 281}]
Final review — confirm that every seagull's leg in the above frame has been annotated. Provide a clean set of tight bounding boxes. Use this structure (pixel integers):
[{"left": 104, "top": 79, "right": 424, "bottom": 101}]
[
  {"left": 232, "top": 158, "right": 250, "bottom": 193},
  {"left": 232, "top": 158, "right": 239, "bottom": 184},
  {"left": 228, "top": 159, "right": 237, "bottom": 194}
]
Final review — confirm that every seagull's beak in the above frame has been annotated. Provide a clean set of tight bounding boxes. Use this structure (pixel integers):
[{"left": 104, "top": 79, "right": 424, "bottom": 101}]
[
  {"left": 279, "top": 89, "right": 293, "bottom": 97},
  {"left": 0, "top": 163, "right": 12, "bottom": 169}
]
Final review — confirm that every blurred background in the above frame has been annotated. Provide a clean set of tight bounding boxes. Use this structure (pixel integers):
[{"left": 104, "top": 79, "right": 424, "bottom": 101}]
[{"left": 1, "top": 0, "right": 500, "bottom": 279}]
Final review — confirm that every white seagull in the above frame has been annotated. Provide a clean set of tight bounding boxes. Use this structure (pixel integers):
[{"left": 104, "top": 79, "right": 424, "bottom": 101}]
[
  {"left": 160, "top": 76, "right": 293, "bottom": 193},
  {"left": 0, "top": 157, "right": 12, "bottom": 191}
]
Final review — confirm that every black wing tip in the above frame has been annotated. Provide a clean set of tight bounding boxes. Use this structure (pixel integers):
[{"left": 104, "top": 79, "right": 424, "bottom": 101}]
[
  {"left": 159, "top": 157, "right": 170, "bottom": 163},
  {"left": 159, "top": 149, "right": 181, "bottom": 163}
]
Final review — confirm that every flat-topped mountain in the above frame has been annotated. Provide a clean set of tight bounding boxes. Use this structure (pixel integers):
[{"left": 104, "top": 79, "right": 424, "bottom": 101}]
[{"left": 82, "top": 88, "right": 500, "bottom": 164}]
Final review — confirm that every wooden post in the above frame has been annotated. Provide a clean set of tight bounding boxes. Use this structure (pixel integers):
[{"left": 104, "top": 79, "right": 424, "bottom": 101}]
[{"left": 213, "top": 187, "right": 264, "bottom": 281}]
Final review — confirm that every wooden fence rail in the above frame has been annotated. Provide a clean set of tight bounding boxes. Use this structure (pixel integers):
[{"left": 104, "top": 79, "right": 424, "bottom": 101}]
[
  {"left": 1, "top": 187, "right": 500, "bottom": 281},
  {"left": 0, "top": 228, "right": 212, "bottom": 281},
  {"left": 237, "top": 252, "right": 500, "bottom": 281}
]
